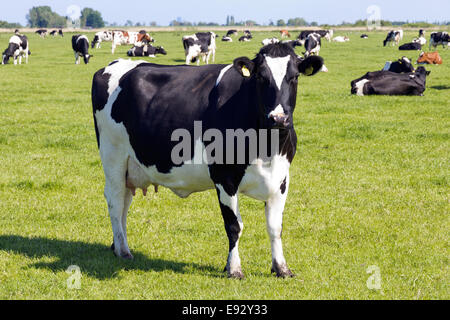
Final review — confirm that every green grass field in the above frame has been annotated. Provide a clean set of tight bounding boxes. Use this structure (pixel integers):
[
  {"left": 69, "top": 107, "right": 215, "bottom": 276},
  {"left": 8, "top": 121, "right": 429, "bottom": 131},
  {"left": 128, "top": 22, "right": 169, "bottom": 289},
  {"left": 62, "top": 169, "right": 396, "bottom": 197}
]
[{"left": 0, "top": 29, "right": 448, "bottom": 299}]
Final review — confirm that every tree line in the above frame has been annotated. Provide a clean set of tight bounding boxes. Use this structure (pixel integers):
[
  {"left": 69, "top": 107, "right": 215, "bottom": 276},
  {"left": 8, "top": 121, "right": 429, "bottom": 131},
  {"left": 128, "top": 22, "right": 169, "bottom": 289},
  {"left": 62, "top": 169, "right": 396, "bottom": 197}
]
[{"left": 25, "top": 6, "right": 105, "bottom": 28}]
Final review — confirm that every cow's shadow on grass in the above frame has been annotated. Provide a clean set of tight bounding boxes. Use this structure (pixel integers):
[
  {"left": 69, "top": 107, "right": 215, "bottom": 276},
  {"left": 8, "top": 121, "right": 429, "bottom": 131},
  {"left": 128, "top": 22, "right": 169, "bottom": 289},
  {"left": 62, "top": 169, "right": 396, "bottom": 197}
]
[
  {"left": 0, "top": 235, "right": 220, "bottom": 279},
  {"left": 430, "top": 85, "right": 450, "bottom": 90}
]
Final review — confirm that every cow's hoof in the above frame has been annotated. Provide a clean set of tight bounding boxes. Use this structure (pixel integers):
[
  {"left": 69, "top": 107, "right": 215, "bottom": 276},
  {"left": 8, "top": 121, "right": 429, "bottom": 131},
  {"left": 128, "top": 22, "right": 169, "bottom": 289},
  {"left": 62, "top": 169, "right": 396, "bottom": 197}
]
[
  {"left": 228, "top": 270, "right": 245, "bottom": 279},
  {"left": 271, "top": 263, "right": 295, "bottom": 278},
  {"left": 111, "top": 242, "right": 133, "bottom": 260}
]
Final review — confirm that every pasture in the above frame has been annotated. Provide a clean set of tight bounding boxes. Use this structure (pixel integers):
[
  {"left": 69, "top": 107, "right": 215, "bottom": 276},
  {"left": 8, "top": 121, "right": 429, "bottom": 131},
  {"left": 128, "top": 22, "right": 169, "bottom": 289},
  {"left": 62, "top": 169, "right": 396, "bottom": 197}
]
[{"left": 0, "top": 29, "right": 448, "bottom": 299}]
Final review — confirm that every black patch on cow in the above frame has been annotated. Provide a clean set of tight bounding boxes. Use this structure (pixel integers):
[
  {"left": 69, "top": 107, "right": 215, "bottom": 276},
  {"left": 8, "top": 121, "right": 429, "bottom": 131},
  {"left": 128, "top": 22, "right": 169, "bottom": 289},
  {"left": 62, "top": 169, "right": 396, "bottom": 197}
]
[
  {"left": 280, "top": 177, "right": 287, "bottom": 194},
  {"left": 216, "top": 187, "right": 241, "bottom": 252}
]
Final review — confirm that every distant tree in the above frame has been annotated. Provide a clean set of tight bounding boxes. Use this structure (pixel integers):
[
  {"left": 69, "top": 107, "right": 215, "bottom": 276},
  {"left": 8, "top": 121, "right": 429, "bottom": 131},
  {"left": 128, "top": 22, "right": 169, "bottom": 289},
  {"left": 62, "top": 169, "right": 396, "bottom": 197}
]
[
  {"left": 80, "top": 8, "right": 105, "bottom": 28},
  {"left": 26, "top": 6, "right": 66, "bottom": 28},
  {"left": 310, "top": 21, "right": 318, "bottom": 26},
  {"left": 277, "top": 19, "right": 286, "bottom": 26},
  {"left": 0, "top": 20, "right": 22, "bottom": 28},
  {"left": 125, "top": 20, "right": 134, "bottom": 27},
  {"left": 149, "top": 21, "right": 157, "bottom": 26},
  {"left": 287, "top": 17, "right": 308, "bottom": 26}
]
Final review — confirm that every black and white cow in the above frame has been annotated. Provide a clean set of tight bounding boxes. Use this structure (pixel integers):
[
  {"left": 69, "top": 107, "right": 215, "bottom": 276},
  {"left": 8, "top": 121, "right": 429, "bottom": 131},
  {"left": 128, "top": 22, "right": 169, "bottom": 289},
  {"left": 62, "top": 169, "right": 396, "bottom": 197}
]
[
  {"left": 92, "top": 31, "right": 113, "bottom": 49},
  {"left": 35, "top": 29, "right": 47, "bottom": 38},
  {"left": 244, "top": 30, "right": 252, "bottom": 38},
  {"left": 281, "top": 39, "right": 302, "bottom": 49},
  {"left": 72, "top": 35, "right": 92, "bottom": 64},
  {"left": 262, "top": 38, "right": 279, "bottom": 46},
  {"left": 222, "top": 36, "right": 233, "bottom": 42},
  {"left": 2, "top": 34, "right": 30, "bottom": 65},
  {"left": 429, "top": 32, "right": 450, "bottom": 49},
  {"left": 351, "top": 66, "right": 429, "bottom": 96},
  {"left": 239, "top": 35, "right": 252, "bottom": 42},
  {"left": 182, "top": 32, "right": 216, "bottom": 65},
  {"left": 127, "top": 45, "right": 166, "bottom": 57},
  {"left": 91, "top": 43, "right": 324, "bottom": 278},
  {"left": 382, "top": 56, "right": 415, "bottom": 73},
  {"left": 303, "top": 33, "right": 321, "bottom": 57},
  {"left": 383, "top": 30, "right": 403, "bottom": 46},
  {"left": 360, "top": 34, "right": 368, "bottom": 39},
  {"left": 226, "top": 30, "right": 238, "bottom": 37},
  {"left": 50, "top": 29, "right": 64, "bottom": 37},
  {"left": 399, "top": 42, "right": 421, "bottom": 50},
  {"left": 298, "top": 30, "right": 333, "bottom": 43}
]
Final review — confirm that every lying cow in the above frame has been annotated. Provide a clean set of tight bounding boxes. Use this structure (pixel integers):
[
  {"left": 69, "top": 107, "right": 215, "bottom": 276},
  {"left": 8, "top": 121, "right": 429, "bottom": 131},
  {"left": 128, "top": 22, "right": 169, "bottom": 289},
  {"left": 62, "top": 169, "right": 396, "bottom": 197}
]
[
  {"left": 399, "top": 42, "right": 421, "bottom": 50},
  {"left": 412, "top": 36, "right": 426, "bottom": 46},
  {"left": 127, "top": 45, "right": 166, "bottom": 57},
  {"left": 333, "top": 36, "right": 349, "bottom": 42},
  {"left": 351, "top": 66, "right": 429, "bottom": 96},
  {"left": 91, "top": 43, "right": 325, "bottom": 278},
  {"left": 222, "top": 36, "right": 233, "bottom": 42},
  {"left": 303, "top": 33, "right": 321, "bottom": 57},
  {"left": 239, "top": 35, "right": 252, "bottom": 42},
  {"left": 226, "top": 29, "right": 238, "bottom": 37},
  {"left": 182, "top": 32, "right": 216, "bottom": 65},
  {"left": 112, "top": 31, "right": 154, "bottom": 54},
  {"left": 429, "top": 32, "right": 449, "bottom": 50},
  {"left": 417, "top": 51, "right": 442, "bottom": 64},
  {"left": 72, "top": 34, "right": 92, "bottom": 64},
  {"left": 2, "top": 34, "right": 30, "bottom": 65},
  {"left": 382, "top": 57, "right": 415, "bottom": 73}
]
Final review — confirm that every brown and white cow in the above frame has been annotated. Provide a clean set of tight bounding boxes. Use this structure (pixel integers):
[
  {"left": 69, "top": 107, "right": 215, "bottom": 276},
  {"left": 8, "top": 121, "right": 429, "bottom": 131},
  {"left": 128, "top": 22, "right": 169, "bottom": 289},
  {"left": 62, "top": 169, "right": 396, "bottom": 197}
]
[
  {"left": 111, "top": 30, "right": 154, "bottom": 54},
  {"left": 417, "top": 51, "right": 443, "bottom": 64},
  {"left": 280, "top": 30, "right": 291, "bottom": 38}
]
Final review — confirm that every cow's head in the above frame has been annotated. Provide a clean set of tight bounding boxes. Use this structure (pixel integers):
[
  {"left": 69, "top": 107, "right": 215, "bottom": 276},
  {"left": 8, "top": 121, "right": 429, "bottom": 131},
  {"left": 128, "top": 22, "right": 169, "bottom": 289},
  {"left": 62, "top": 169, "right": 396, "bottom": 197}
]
[
  {"left": 2, "top": 43, "right": 18, "bottom": 65},
  {"left": 91, "top": 35, "right": 99, "bottom": 48},
  {"left": 83, "top": 54, "right": 93, "bottom": 64},
  {"left": 398, "top": 56, "right": 415, "bottom": 72},
  {"left": 232, "top": 43, "right": 323, "bottom": 129}
]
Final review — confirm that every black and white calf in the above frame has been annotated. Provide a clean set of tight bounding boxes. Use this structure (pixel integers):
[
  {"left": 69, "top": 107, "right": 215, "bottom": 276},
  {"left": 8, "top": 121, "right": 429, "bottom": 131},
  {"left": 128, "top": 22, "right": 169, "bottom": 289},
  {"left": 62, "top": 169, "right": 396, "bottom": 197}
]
[
  {"left": 351, "top": 66, "right": 429, "bottom": 96},
  {"left": 92, "top": 43, "right": 324, "bottom": 278},
  {"left": 182, "top": 32, "right": 216, "bottom": 65},
  {"left": 2, "top": 34, "right": 30, "bottom": 65},
  {"left": 382, "top": 56, "right": 415, "bottom": 73},
  {"left": 383, "top": 30, "right": 403, "bottom": 46},
  {"left": 92, "top": 31, "right": 113, "bottom": 49},
  {"left": 239, "top": 35, "right": 252, "bottom": 42},
  {"left": 127, "top": 45, "right": 167, "bottom": 57},
  {"left": 429, "top": 32, "right": 450, "bottom": 49},
  {"left": 35, "top": 29, "right": 47, "bottom": 38},
  {"left": 72, "top": 35, "right": 92, "bottom": 64},
  {"left": 303, "top": 33, "right": 321, "bottom": 57}
]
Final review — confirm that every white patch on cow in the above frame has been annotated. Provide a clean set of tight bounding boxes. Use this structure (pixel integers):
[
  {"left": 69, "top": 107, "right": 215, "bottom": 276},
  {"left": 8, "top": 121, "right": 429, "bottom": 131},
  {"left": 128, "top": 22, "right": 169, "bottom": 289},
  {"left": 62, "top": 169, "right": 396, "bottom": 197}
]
[
  {"left": 402, "top": 57, "right": 411, "bottom": 64},
  {"left": 264, "top": 55, "right": 290, "bottom": 90},
  {"left": 239, "top": 154, "right": 290, "bottom": 201},
  {"left": 268, "top": 104, "right": 285, "bottom": 118},
  {"left": 383, "top": 61, "right": 392, "bottom": 71},
  {"left": 103, "top": 59, "right": 147, "bottom": 95},
  {"left": 9, "top": 35, "right": 22, "bottom": 46},
  {"left": 76, "top": 35, "right": 88, "bottom": 43},
  {"left": 355, "top": 79, "right": 369, "bottom": 96},
  {"left": 215, "top": 64, "right": 233, "bottom": 86},
  {"left": 320, "top": 64, "right": 328, "bottom": 72}
]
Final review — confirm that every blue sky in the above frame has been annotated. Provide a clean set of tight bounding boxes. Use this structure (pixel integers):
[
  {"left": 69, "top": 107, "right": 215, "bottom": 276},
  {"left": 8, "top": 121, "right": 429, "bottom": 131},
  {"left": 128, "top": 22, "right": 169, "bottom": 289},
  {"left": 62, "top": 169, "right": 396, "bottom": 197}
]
[{"left": 2, "top": 0, "right": 449, "bottom": 26}]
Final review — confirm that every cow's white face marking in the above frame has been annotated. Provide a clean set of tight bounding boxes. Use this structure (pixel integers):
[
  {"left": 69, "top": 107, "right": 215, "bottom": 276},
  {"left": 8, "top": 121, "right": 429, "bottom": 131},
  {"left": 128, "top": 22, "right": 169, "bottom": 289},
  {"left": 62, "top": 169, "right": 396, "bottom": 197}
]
[
  {"left": 264, "top": 55, "right": 290, "bottom": 90},
  {"left": 268, "top": 104, "right": 285, "bottom": 118},
  {"left": 355, "top": 79, "right": 369, "bottom": 96}
]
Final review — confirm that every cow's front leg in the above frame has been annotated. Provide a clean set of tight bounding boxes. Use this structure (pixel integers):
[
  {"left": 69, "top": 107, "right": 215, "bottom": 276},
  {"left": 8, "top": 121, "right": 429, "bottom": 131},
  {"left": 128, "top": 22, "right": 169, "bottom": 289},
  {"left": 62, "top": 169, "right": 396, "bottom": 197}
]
[
  {"left": 216, "top": 184, "right": 244, "bottom": 279},
  {"left": 265, "top": 174, "right": 294, "bottom": 278}
]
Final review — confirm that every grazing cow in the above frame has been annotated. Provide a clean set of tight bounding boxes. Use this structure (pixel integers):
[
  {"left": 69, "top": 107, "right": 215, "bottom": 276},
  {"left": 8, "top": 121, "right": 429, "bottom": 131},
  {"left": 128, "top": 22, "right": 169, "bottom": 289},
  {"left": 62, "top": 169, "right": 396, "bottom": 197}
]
[
  {"left": 182, "top": 32, "right": 216, "bottom": 65},
  {"left": 303, "top": 33, "right": 321, "bottom": 57},
  {"left": 350, "top": 66, "right": 429, "bottom": 96},
  {"left": 92, "top": 31, "right": 113, "bottom": 49},
  {"left": 333, "top": 36, "right": 349, "bottom": 42},
  {"left": 419, "top": 29, "right": 425, "bottom": 37},
  {"left": 417, "top": 51, "right": 443, "bottom": 64},
  {"left": 112, "top": 31, "right": 154, "bottom": 54},
  {"left": 222, "top": 36, "right": 233, "bottom": 42},
  {"left": 91, "top": 43, "right": 324, "bottom": 278},
  {"left": 298, "top": 30, "right": 333, "bottom": 43},
  {"left": 226, "top": 29, "right": 238, "bottom": 37},
  {"left": 280, "top": 30, "right": 291, "bottom": 38},
  {"left": 35, "top": 29, "right": 47, "bottom": 38},
  {"left": 2, "top": 34, "right": 30, "bottom": 65},
  {"left": 262, "top": 38, "right": 279, "bottom": 46},
  {"left": 127, "top": 45, "right": 166, "bottom": 57},
  {"left": 360, "top": 34, "right": 368, "bottom": 39},
  {"left": 382, "top": 56, "right": 415, "bottom": 73},
  {"left": 72, "top": 35, "right": 92, "bottom": 64},
  {"left": 399, "top": 42, "right": 421, "bottom": 50},
  {"left": 383, "top": 30, "right": 403, "bottom": 46},
  {"left": 50, "top": 29, "right": 63, "bottom": 37},
  {"left": 429, "top": 32, "right": 450, "bottom": 49},
  {"left": 281, "top": 39, "right": 302, "bottom": 49},
  {"left": 239, "top": 35, "right": 251, "bottom": 42}
]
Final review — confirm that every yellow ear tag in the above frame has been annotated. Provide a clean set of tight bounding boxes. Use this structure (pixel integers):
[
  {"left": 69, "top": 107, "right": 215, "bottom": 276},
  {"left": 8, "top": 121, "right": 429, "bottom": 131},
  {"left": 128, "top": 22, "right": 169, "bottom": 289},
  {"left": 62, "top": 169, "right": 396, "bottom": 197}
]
[
  {"left": 305, "top": 65, "right": 313, "bottom": 75},
  {"left": 242, "top": 66, "right": 250, "bottom": 77}
]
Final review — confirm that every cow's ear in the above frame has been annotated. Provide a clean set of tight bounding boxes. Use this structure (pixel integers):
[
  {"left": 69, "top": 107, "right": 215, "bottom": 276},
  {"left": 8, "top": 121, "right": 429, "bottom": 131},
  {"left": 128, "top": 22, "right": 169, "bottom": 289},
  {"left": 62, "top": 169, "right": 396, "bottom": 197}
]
[
  {"left": 298, "top": 55, "right": 324, "bottom": 76},
  {"left": 233, "top": 57, "right": 254, "bottom": 77}
]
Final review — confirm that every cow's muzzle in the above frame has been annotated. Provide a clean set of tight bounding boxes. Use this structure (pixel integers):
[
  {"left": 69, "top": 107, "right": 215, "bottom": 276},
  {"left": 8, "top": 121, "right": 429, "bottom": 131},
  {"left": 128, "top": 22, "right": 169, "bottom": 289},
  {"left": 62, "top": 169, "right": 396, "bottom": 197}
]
[{"left": 269, "top": 113, "right": 290, "bottom": 128}]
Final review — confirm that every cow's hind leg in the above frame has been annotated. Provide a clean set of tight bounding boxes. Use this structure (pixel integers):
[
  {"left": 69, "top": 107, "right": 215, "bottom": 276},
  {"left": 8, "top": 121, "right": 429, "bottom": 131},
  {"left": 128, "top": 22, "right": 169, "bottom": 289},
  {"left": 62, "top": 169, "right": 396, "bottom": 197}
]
[
  {"left": 265, "top": 174, "right": 294, "bottom": 278},
  {"left": 101, "top": 141, "right": 133, "bottom": 259},
  {"left": 216, "top": 184, "right": 244, "bottom": 279}
]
